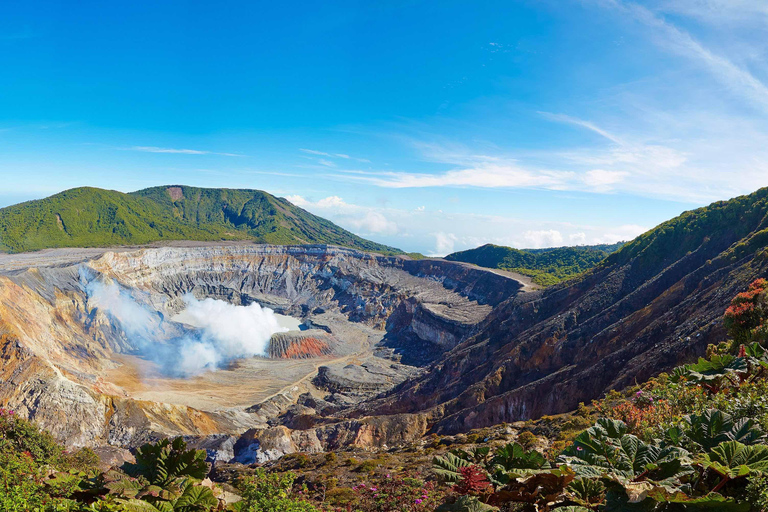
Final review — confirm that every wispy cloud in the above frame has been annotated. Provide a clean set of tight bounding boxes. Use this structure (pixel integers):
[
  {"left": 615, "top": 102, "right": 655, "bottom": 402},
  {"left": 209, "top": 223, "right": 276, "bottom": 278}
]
[
  {"left": 599, "top": 0, "right": 768, "bottom": 114},
  {"left": 336, "top": 163, "right": 573, "bottom": 190},
  {"left": 538, "top": 112, "right": 625, "bottom": 145},
  {"left": 127, "top": 146, "right": 244, "bottom": 157},
  {"left": 299, "top": 148, "right": 371, "bottom": 163},
  {"left": 655, "top": 0, "right": 768, "bottom": 25},
  {"left": 299, "top": 148, "right": 331, "bottom": 156}
]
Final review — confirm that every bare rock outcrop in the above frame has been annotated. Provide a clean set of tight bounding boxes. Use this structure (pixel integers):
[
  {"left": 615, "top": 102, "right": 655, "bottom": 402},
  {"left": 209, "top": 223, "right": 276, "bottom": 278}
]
[{"left": 268, "top": 330, "right": 336, "bottom": 359}]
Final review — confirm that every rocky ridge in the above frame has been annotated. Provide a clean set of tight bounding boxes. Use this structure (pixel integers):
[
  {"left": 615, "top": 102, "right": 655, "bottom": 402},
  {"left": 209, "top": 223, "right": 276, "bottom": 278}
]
[{"left": 360, "top": 187, "right": 768, "bottom": 436}]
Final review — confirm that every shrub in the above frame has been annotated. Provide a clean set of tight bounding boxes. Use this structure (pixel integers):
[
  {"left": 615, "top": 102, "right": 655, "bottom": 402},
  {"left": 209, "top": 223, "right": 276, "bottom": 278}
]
[
  {"left": 349, "top": 474, "right": 443, "bottom": 512},
  {"left": 324, "top": 486, "right": 356, "bottom": 507},
  {"left": 0, "top": 450, "right": 49, "bottom": 512},
  {"left": 236, "top": 468, "right": 318, "bottom": 512},
  {"left": 724, "top": 278, "right": 768, "bottom": 345},
  {"left": 123, "top": 436, "right": 208, "bottom": 486},
  {"left": 62, "top": 447, "right": 101, "bottom": 476},
  {"left": 284, "top": 452, "right": 311, "bottom": 469},
  {"left": 0, "top": 408, "right": 63, "bottom": 466},
  {"left": 515, "top": 432, "right": 538, "bottom": 451}
]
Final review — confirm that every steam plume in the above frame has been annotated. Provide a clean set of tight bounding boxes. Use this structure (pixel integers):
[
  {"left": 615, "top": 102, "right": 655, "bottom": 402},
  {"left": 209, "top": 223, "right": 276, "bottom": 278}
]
[
  {"left": 170, "top": 296, "right": 288, "bottom": 375},
  {"left": 80, "top": 268, "right": 289, "bottom": 377}
]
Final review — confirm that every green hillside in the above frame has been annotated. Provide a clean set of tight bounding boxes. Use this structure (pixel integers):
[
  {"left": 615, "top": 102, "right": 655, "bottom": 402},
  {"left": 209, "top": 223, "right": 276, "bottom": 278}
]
[
  {"left": 445, "top": 242, "right": 625, "bottom": 286},
  {"left": 0, "top": 185, "right": 401, "bottom": 254}
]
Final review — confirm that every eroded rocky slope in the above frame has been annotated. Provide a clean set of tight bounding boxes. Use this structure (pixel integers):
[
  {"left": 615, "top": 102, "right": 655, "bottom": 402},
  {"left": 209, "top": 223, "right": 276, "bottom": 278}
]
[
  {"left": 0, "top": 243, "right": 522, "bottom": 456},
  {"left": 361, "top": 187, "right": 768, "bottom": 435}
]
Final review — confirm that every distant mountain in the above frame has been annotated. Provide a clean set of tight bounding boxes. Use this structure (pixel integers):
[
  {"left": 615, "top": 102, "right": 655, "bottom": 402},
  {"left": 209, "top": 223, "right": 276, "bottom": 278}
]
[
  {"left": 0, "top": 185, "right": 401, "bottom": 254},
  {"left": 445, "top": 242, "right": 625, "bottom": 286}
]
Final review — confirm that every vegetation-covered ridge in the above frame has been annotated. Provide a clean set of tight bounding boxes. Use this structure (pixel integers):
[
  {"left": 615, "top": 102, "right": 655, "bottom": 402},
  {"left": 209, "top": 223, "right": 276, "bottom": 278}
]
[
  {"left": 0, "top": 185, "right": 401, "bottom": 254},
  {"left": 444, "top": 242, "right": 625, "bottom": 286}
]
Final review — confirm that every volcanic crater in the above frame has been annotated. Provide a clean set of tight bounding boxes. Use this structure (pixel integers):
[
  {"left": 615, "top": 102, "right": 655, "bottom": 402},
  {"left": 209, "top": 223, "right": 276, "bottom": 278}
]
[{"left": 0, "top": 243, "right": 527, "bottom": 456}]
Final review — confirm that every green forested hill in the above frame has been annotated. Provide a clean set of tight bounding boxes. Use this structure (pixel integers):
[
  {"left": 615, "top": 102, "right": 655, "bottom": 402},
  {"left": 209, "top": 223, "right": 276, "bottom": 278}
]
[
  {"left": 0, "top": 185, "right": 401, "bottom": 254},
  {"left": 445, "top": 242, "right": 625, "bottom": 286}
]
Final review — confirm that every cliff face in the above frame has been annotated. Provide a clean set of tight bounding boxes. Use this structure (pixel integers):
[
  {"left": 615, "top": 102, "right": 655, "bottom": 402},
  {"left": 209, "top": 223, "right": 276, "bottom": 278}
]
[
  {"left": 0, "top": 244, "right": 521, "bottom": 451},
  {"left": 363, "top": 188, "right": 768, "bottom": 433}
]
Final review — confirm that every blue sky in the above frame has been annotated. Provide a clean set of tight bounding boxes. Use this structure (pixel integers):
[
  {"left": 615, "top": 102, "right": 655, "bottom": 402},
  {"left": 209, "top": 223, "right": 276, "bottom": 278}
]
[{"left": 2, "top": 0, "right": 768, "bottom": 254}]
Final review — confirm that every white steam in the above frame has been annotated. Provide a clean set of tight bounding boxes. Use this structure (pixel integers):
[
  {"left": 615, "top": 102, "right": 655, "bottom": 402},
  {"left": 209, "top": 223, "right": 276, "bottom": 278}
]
[
  {"left": 170, "top": 296, "right": 288, "bottom": 375},
  {"left": 85, "top": 274, "right": 156, "bottom": 339},
  {"left": 81, "top": 269, "right": 290, "bottom": 377}
]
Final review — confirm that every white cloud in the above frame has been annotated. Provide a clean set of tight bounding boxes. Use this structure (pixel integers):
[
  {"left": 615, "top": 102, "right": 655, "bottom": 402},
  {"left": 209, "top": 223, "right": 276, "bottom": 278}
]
[
  {"left": 589, "top": 224, "right": 649, "bottom": 244},
  {"left": 299, "top": 148, "right": 331, "bottom": 156},
  {"left": 286, "top": 193, "right": 652, "bottom": 253},
  {"left": 282, "top": 195, "right": 398, "bottom": 236},
  {"left": 538, "top": 112, "right": 625, "bottom": 144},
  {"left": 315, "top": 196, "right": 347, "bottom": 208},
  {"left": 433, "top": 232, "right": 458, "bottom": 256},
  {"left": 569, "top": 232, "right": 588, "bottom": 245},
  {"left": 284, "top": 195, "right": 310, "bottom": 206},
  {"left": 339, "top": 161, "right": 574, "bottom": 190},
  {"left": 523, "top": 230, "right": 564, "bottom": 249},
  {"left": 299, "top": 148, "right": 371, "bottom": 163},
  {"left": 655, "top": 0, "right": 768, "bottom": 25},
  {"left": 127, "top": 146, "right": 242, "bottom": 157},
  {"left": 583, "top": 169, "right": 629, "bottom": 190},
  {"left": 345, "top": 211, "right": 399, "bottom": 235}
]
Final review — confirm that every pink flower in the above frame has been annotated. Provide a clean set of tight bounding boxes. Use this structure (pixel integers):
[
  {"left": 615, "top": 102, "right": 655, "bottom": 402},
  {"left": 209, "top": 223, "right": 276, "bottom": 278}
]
[{"left": 415, "top": 499, "right": 423, "bottom": 504}]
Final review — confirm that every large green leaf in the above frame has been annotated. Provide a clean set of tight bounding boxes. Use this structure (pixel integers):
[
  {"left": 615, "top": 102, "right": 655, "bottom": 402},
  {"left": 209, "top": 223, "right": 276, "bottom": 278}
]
[
  {"left": 681, "top": 355, "right": 748, "bottom": 389},
  {"left": 700, "top": 440, "right": 768, "bottom": 479},
  {"left": 646, "top": 489, "right": 750, "bottom": 511},
  {"left": 566, "top": 477, "right": 605, "bottom": 507},
  {"left": 435, "top": 496, "right": 499, "bottom": 512},
  {"left": 561, "top": 419, "right": 691, "bottom": 480},
  {"left": 102, "top": 470, "right": 143, "bottom": 498},
  {"left": 124, "top": 437, "right": 208, "bottom": 487},
  {"left": 491, "top": 442, "right": 548, "bottom": 471},
  {"left": 433, "top": 452, "right": 473, "bottom": 482},
  {"left": 115, "top": 499, "right": 166, "bottom": 512},
  {"left": 685, "top": 409, "right": 764, "bottom": 451},
  {"left": 173, "top": 483, "right": 218, "bottom": 512}
]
